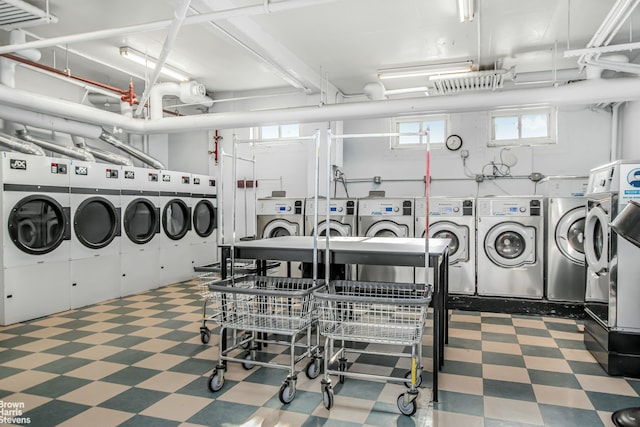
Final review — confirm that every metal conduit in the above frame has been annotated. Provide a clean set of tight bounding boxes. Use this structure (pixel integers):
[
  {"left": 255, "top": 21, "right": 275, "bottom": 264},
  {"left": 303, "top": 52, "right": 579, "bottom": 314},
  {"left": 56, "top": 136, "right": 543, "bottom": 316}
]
[
  {"left": 99, "top": 130, "right": 166, "bottom": 169},
  {"left": 0, "top": 131, "right": 45, "bottom": 155},
  {"left": 16, "top": 129, "right": 95, "bottom": 161}
]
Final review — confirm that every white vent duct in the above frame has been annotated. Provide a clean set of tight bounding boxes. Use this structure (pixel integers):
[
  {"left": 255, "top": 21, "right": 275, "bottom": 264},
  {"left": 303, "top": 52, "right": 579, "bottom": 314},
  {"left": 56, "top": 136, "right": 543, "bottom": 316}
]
[
  {"left": 71, "top": 136, "right": 134, "bottom": 166},
  {"left": 16, "top": 129, "right": 95, "bottom": 161},
  {"left": 0, "top": 0, "right": 57, "bottom": 30},
  {"left": 99, "top": 131, "right": 166, "bottom": 170},
  {"left": 1, "top": 78, "right": 640, "bottom": 133},
  {"left": 148, "top": 81, "right": 211, "bottom": 120},
  {"left": 431, "top": 70, "right": 507, "bottom": 95},
  {"left": 0, "top": 131, "right": 44, "bottom": 155}
]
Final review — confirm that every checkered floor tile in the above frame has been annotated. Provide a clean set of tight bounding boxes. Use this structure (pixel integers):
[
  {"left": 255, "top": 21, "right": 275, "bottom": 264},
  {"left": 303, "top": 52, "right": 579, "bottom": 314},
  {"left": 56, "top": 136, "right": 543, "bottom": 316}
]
[{"left": 0, "top": 279, "right": 638, "bottom": 426}]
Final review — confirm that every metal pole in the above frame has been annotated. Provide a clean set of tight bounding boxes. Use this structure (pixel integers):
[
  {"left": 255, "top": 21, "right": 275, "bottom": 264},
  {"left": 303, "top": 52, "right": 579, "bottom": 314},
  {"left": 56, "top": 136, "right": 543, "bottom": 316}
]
[
  {"left": 219, "top": 147, "right": 225, "bottom": 245},
  {"left": 252, "top": 154, "right": 257, "bottom": 239},
  {"left": 325, "top": 129, "right": 332, "bottom": 283},
  {"left": 231, "top": 134, "right": 238, "bottom": 280},
  {"left": 312, "top": 130, "right": 320, "bottom": 283}
]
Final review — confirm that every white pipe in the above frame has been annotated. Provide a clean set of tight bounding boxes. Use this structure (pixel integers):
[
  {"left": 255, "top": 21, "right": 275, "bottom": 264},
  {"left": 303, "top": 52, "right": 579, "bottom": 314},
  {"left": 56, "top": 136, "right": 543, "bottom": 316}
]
[
  {"left": 16, "top": 129, "right": 96, "bottom": 161},
  {"left": 513, "top": 68, "right": 584, "bottom": 84},
  {"left": 148, "top": 81, "right": 209, "bottom": 120},
  {"left": 2, "top": 78, "right": 640, "bottom": 134},
  {"left": 0, "top": 105, "right": 103, "bottom": 138},
  {"left": 135, "top": 0, "right": 192, "bottom": 117},
  {"left": 584, "top": 58, "right": 640, "bottom": 75},
  {"left": 0, "top": 0, "right": 341, "bottom": 55},
  {"left": 611, "top": 103, "right": 622, "bottom": 161},
  {"left": 565, "top": 41, "right": 640, "bottom": 58}
]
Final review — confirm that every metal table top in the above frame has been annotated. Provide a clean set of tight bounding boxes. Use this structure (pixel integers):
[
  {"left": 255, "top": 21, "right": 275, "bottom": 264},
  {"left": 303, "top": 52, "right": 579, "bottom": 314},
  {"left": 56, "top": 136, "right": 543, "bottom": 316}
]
[{"left": 220, "top": 236, "right": 450, "bottom": 267}]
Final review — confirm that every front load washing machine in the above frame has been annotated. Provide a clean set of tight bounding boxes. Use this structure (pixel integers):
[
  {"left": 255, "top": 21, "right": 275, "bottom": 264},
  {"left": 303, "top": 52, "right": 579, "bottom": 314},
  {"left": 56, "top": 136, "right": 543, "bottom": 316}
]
[
  {"left": 69, "top": 160, "right": 121, "bottom": 308},
  {"left": 256, "top": 197, "right": 304, "bottom": 277},
  {"left": 544, "top": 197, "right": 586, "bottom": 302},
  {"left": 583, "top": 160, "right": 640, "bottom": 375},
  {"left": 304, "top": 197, "right": 357, "bottom": 279},
  {"left": 190, "top": 173, "right": 217, "bottom": 270},
  {"left": 158, "top": 170, "right": 192, "bottom": 286},
  {"left": 357, "top": 198, "right": 414, "bottom": 283},
  {"left": 120, "top": 166, "right": 161, "bottom": 296},
  {"left": 476, "top": 196, "right": 544, "bottom": 299},
  {"left": 415, "top": 197, "right": 475, "bottom": 294},
  {"left": 0, "top": 152, "right": 71, "bottom": 325}
]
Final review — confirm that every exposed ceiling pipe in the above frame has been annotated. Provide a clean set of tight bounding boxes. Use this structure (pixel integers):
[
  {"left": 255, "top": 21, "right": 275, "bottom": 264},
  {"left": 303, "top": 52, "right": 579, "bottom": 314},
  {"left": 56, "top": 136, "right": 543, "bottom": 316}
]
[
  {"left": 1, "top": 78, "right": 639, "bottom": 134},
  {"left": 16, "top": 129, "right": 95, "bottom": 162},
  {"left": 71, "top": 136, "right": 134, "bottom": 166},
  {"left": 0, "top": 131, "right": 45, "bottom": 156},
  {"left": 0, "top": 0, "right": 341, "bottom": 55},
  {"left": 134, "top": 0, "right": 192, "bottom": 117},
  {"left": 0, "top": 105, "right": 103, "bottom": 139},
  {"left": 149, "top": 81, "right": 211, "bottom": 120},
  {"left": 99, "top": 130, "right": 166, "bottom": 169},
  {"left": 512, "top": 68, "right": 584, "bottom": 85}
]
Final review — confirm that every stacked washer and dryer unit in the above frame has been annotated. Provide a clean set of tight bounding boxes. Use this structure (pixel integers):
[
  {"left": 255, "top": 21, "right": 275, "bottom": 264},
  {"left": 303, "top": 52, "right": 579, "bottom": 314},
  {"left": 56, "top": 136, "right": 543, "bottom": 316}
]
[
  {"left": 583, "top": 160, "right": 640, "bottom": 376},
  {"left": 69, "top": 160, "right": 122, "bottom": 308},
  {"left": 157, "top": 170, "right": 193, "bottom": 286},
  {"left": 0, "top": 152, "right": 71, "bottom": 325}
]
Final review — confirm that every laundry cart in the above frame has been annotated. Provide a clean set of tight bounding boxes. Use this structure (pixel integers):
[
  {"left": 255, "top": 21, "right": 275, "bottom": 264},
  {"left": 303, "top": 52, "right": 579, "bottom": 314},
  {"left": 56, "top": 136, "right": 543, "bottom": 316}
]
[
  {"left": 196, "top": 260, "right": 281, "bottom": 344},
  {"left": 204, "top": 275, "right": 325, "bottom": 403},
  {"left": 315, "top": 280, "right": 432, "bottom": 416}
]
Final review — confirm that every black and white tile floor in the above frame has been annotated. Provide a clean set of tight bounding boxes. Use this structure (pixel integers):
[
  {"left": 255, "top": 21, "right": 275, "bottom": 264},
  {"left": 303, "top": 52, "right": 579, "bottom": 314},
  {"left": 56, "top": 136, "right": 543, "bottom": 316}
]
[{"left": 0, "top": 278, "right": 637, "bottom": 426}]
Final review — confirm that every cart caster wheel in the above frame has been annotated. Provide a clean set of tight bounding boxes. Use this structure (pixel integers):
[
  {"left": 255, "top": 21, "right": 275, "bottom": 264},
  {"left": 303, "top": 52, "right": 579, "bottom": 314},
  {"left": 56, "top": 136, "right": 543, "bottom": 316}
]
[
  {"left": 241, "top": 351, "right": 254, "bottom": 370},
  {"left": 240, "top": 332, "right": 252, "bottom": 349},
  {"left": 279, "top": 381, "right": 296, "bottom": 404},
  {"left": 338, "top": 360, "right": 346, "bottom": 384},
  {"left": 200, "top": 328, "right": 211, "bottom": 344},
  {"left": 208, "top": 371, "right": 224, "bottom": 392},
  {"left": 322, "top": 384, "right": 334, "bottom": 410},
  {"left": 403, "top": 370, "right": 422, "bottom": 388},
  {"left": 305, "top": 358, "right": 321, "bottom": 379},
  {"left": 397, "top": 393, "right": 417, "bottom": 416}
]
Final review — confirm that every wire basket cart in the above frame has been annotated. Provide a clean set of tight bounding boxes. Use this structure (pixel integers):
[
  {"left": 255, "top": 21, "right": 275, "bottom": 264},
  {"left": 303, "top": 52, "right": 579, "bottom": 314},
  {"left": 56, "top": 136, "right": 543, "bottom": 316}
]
[
  {"left": 314, "top": 280, "right": 432, "bottom": 416},
  {"left": 205, "top": 275, "right": 325, "bottom": 403},
  {"left": 195, "top": 260, "right": 280, "bottom": 344}
]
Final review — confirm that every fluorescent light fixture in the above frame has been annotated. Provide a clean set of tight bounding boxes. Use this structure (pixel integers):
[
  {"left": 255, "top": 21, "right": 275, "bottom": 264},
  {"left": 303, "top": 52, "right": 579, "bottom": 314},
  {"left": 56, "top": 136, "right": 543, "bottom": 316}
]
[
  {"left": 384, "top": 87, "right": 430, "bottom": 96},
  {"left": 378, "top": 61, "right": 473, "bottom": 80},
  {"left": 119, "top": 46, "right": 189, "bottom": 82},
  {"left": 458, "top": 0, "right": 475, "bottom": 22}
]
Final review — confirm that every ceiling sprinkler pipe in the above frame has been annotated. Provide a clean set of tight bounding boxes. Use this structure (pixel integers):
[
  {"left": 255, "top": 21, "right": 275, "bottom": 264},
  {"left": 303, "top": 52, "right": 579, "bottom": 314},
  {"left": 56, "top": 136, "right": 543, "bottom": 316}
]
[
  {"left": 99, "top": 130, "right": 166, "bottom": 169},
  {"left": 16, "top": 129, "right": 96, "bottom": 161},
  {"left": 0, "top": 131, "right": 45, "bottom": 156}
]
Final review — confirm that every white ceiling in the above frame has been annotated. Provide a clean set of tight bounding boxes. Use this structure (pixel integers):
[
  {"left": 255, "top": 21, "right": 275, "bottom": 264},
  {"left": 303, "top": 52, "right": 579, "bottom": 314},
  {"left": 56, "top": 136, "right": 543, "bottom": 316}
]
[{"left": 3, "top": 0, "right": 640, "bottom": 102}]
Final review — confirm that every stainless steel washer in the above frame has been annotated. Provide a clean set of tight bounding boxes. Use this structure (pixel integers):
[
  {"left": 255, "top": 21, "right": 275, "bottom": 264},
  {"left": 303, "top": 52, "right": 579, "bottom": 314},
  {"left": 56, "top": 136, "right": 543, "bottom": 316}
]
[
  {"left": 415, "top": 197, "right": 475, "bottom": 294},
  {"left": 256, "top": 197, "right": 304, "bottom": 277},
  {"left": 357, "top": 198, "right": 414, "bottom": 283},
  {"left": 476, "top": 196, "right": 544, "bottom": 298},
  {"left": 545, "top": 197, "right": 586, "bottom": 302},
  {"left": 304, "top": 197, "right": 357, "bottom": 280}
]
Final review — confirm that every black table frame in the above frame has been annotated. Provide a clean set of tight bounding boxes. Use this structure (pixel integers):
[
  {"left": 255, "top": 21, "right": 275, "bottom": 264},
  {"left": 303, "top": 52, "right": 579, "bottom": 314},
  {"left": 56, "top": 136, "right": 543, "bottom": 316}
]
[{"left": 219, "top": 238, "right": 449, "bottom": 402}]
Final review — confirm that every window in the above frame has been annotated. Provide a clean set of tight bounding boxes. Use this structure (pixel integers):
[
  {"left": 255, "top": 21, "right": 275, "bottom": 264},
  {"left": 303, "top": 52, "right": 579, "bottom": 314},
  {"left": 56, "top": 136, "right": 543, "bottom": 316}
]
[
  {"left": 391, "top": 115, "right": 448, "bottom": 149},
  {"left": 489, "top": 107, "right": 556, "bottom": 146},
  {"left": 253, "top": 124, "right": 300, "bottom": 141}
]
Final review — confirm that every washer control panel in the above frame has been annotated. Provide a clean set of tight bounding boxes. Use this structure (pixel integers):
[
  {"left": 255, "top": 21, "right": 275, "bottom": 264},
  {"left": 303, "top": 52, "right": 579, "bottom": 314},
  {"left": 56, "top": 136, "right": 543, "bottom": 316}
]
[
  {"left": 305, "top": 199, "right": 356, "bottom": 216},
  {"left": 477, "top": 198, "right": 541, "bottom": 217},
  {"left": 359, "top": 199, "right": 412, "bottom": 216},
  {"left": 257, "top": 199, "right": 303, "bottom": 215}
]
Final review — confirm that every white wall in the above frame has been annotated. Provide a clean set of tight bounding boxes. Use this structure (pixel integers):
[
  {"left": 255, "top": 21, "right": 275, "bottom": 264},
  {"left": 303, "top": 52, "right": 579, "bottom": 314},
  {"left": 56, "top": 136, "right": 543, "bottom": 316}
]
[
  {"left": 621, "top": 101, "right": 640, "bottom": 160},
  {"left": 167, "top": 131, "right": 210, "bottom": 174}
]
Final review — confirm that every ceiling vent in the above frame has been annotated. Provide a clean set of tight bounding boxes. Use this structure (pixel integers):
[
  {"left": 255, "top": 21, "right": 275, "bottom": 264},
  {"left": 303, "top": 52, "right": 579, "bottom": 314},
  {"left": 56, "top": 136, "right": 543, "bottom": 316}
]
[
  {"left": 0, "top": 0, "right": 57, "bottom": 30},
  {"left": 431, "top": 69, "right": 507, "bottom": 95}
]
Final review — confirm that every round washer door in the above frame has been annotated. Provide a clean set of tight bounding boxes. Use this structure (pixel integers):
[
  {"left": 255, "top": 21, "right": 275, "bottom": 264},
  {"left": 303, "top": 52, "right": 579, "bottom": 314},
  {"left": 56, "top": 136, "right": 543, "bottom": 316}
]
[
  {"left": 74, "top": 197, "right": 120, "bottom": 249},
  {"left": 428, "top": 221, "right": 468, "bottom": 264},
  {"left": 555, "top": 206, "right": 586, "bottom": 266},
  {"left": 124, "top": 198, "right": 159, "bottom": 244},
  {"left": 315, "top": 220, "right": 351, "bottom": 237},
  {"left": 8, "top": 194, "right": 68, "bottom": 255},
  {"left": 163, "top": 199, "right": 190, "bottom": 241},
  {"left": 193, "top": 200, "right": 216, "bottom": 238},
  {"left": 262, "top": 219, "right": 299, "bottom": 238},
  {"left": 485, "top": 222, "right": 536, "bottom": 267},
  {"left": 366, "top": 221, "right": 409, "bottom": 238},
  {"left": 585, "top": 204, "right": 608, "bottom": 273}
]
